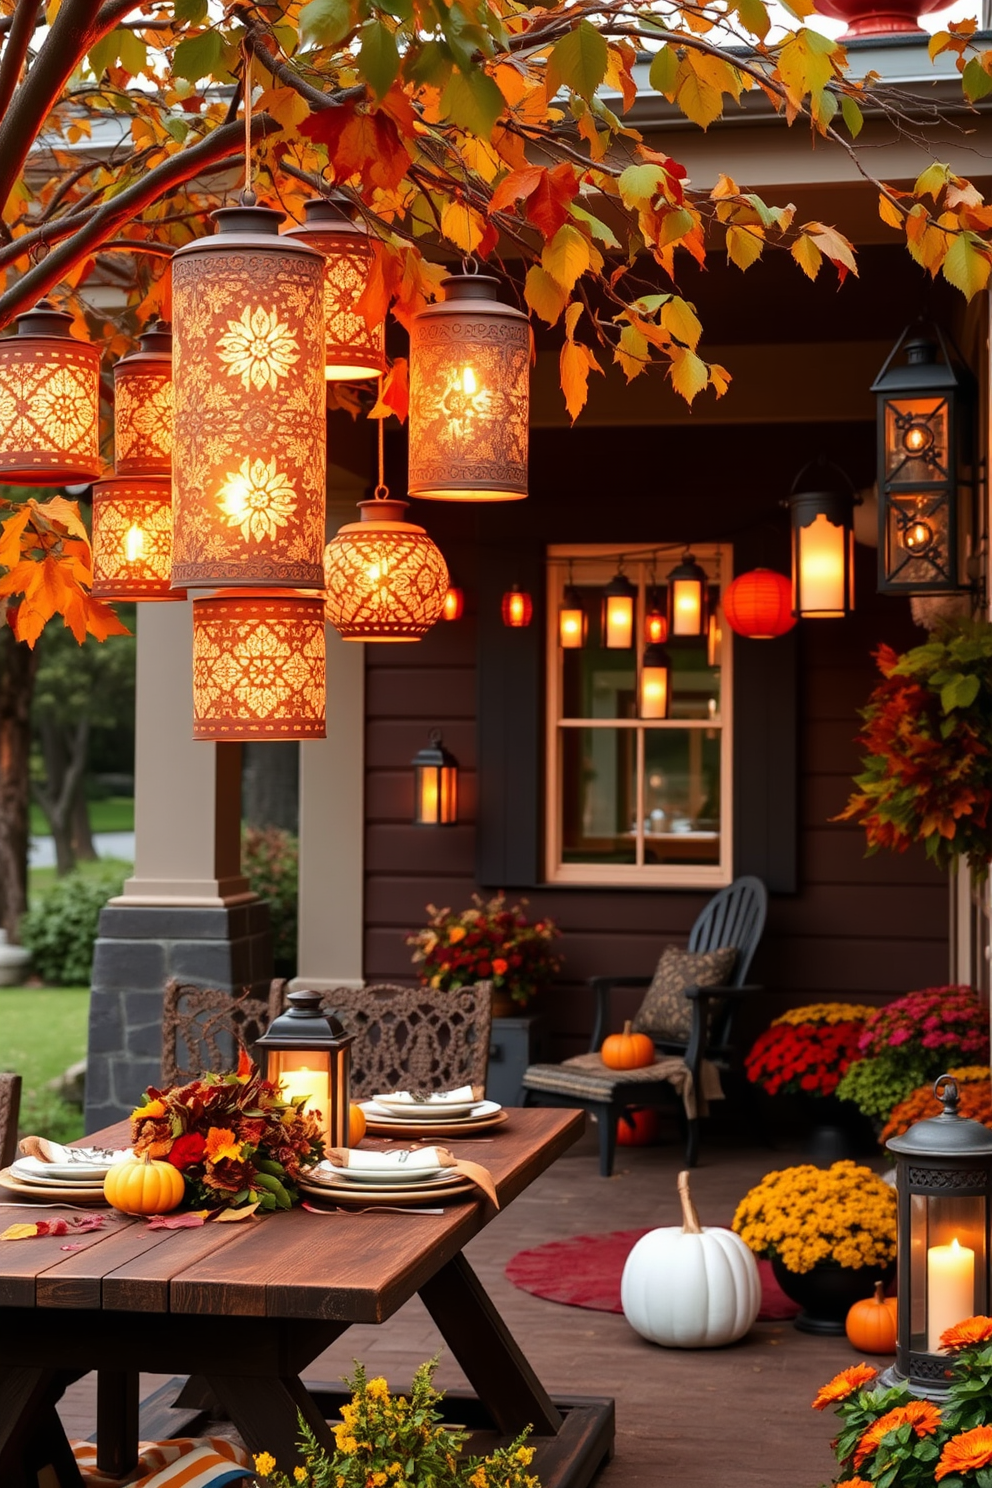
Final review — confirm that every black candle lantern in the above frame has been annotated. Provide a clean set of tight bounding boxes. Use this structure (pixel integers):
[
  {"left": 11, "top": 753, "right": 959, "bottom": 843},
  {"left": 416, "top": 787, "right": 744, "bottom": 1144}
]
[
  {"left": 871, "top": 325, "right": 974, "bottom": 596},
  {"left": 788, "top": 458, "right": 856, "bottom": 619},
  {"left": 883, "top": 1075, "right": 992, "bottom": 1398},
  {"left": 666, "top": 552, "right": 708, "bottom": 638},
  {"left": 255, "top": 990, "right": 354, "bottom": 1149},
  {"left": 413, "top": 729, "right": 458, "bottom": 825},
  {"left": 601, "top": 570, "right": 636, "bottom": 649}
]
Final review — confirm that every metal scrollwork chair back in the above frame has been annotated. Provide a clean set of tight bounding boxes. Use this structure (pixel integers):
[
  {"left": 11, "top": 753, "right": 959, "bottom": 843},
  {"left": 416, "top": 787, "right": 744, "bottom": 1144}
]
[
  {"left": 160, "top": 980, "right": 285, "bottom": 1087},
  {"left": 0, "top": 1072, "right": 22, "bottom": 1169}
]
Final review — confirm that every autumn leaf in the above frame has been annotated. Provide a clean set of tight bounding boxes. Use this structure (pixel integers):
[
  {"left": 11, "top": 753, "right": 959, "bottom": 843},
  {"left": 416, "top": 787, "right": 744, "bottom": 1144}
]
[
  {"left": 370, "top": 357, "right": 409, "bottom": 422},
  {"left": 941, "top": 232, "right": 992, "bottom": 299},
  {"left": 301, "top": 101, "right": 410, "bottom": 191},
  {"left": 547, "top": 19, "right": 609, "bottom": 102},
  {"left": 525, "top": 164, "right": 579, "bottom": 238},
  {"left": 300, "top": 0, "right": 355, "bottom": 47},
  {"left": 358, "top": 20, "right": 400, "bottom": 101},
  {"left": 726, "top": 224, "right": 764, "bottom": 270},
  {"left": 542, "top": 223, "right": 590, "bottom": 291},
  {"left": 878, "top": 192, "right": 904, "bottom": 230},
  {"left": 560, "top": 337, "right": 603, "bottom": 422},
  {"left": 648, "top": 45, "right": 678, "bottom": 98},
  {"left": 440, "top": 68, "right": 505, "bottom": 138},
  {"left": 614, "top": 321, "right": 650, "bottom": 381},
  {"left": 524, "top": 264, "right": 568, "bottom": 324},
  {"left": 668, "top": 347, "right": 709, "bottom": 404},
  {"left": 660, "top": 296, "right": 702, "bottom": 350},
  {"left": 802, "top": 221, "right": 857, "bottom": 282},
  {"left": 791, "top": 234, "right": 823, "bottom": 280},
  {"left": 440, "top": 199, "right": 487, "bottom": 253}
]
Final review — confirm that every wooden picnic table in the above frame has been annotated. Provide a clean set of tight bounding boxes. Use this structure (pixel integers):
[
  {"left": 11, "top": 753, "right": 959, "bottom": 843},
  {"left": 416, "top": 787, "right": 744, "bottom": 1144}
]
[{"left": 0, "top": 1107, "right": 613, "bottom": 1488}]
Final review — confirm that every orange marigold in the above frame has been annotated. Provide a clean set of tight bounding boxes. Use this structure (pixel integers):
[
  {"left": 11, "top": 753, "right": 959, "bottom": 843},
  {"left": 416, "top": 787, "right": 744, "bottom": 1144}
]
[
  {"left": 853, "top": 1401, "right": 942, "bottom": 1468},
  {"left": 812, "top": 1364, "right": 879, "bottom": 1411},
  {"left": 940, "top": 1316, "right": 992, "bottom": 1352},
  {"left": 936, "top": 1426, "right": 992, "bottom": 1482},
  {"left": 204, "top": 1127, "right": 242, "bottom": 1163}
]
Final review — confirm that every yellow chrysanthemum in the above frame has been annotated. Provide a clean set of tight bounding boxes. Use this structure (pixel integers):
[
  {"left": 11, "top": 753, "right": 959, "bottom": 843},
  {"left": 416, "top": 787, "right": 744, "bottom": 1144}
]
[
  {"left": 366, "top": 1377, "right": 390, "bottom": 1399},
  {"left": 254, "top": 1452, "right": 277, "bottom": 1477},
  {"left": 772, "top": 1002, "right": 877, "bottom": 1027}
]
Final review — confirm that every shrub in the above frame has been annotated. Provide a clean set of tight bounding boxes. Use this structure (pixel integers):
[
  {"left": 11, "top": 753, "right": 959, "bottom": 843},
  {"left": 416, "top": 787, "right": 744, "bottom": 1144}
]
[
  {"left": 20, "top": 865, "right": 125, "bottom": 985},
  {"left": 242, "top": 826, "right": 298, "bottom": 976}
]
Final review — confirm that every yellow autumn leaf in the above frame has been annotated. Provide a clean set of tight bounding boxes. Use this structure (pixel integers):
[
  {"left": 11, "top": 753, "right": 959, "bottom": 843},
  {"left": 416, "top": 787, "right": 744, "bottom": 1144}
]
[
  {"left": 668, "top": 347, "right": 710, "bottom": 404},
  {"left": 542, "top": 224, "right": 591, "bottom": 292},
  {"left": 709, "top": 363, "right": 732, "bottom": 398},
  {"left": 726, "top": 224, "right": 764, "bottom": 270},
  {"left": 711, "top": 173, "right": 740, "bottom": 200},
  {"left": 660, "top": 296, "right": 702, "bottom": 350},
  {"left": 791, "top": 234, "right": 823, "bottom": 280},
  {"left": 2, "top": 1224, "right": 40, "bottom": 1240},
  {"left": 524, "top": 264, "right": 569, "bottom": 325},
  {"left": 675, "top": 63, "right": 724, "bottom": 130},
  {"left": 614, "top": 322, "right": 650, "bottom": 381},
  {"left": 878, "top": 193, "right": 904, "bottom": 230},
  {"left": 560, "top": 339, "right": 603, "bottom": 423},
  {"left": 439, "top": 200, "right": 486, "bottom": 253},
  {"left": 941, "top": 233, "right": 992, "bottom": 299}
]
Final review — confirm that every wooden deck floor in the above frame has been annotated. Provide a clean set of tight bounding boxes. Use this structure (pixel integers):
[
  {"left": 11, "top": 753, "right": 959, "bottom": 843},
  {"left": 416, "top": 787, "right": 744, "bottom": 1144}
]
[{"left": 56, "top": 1125, "right": 878, "bottom": 1487}]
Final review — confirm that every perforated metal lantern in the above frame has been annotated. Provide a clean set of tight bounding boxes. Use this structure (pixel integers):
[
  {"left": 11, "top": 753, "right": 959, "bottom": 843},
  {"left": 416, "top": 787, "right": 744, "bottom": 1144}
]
[
  {"left": 322, "top": 497, "right": 449, "bottom": 641},
  {"left": 255, "top": 989, "right": 354, "bottom": 1149},
  {"left": 0, "top": 301, "right": 101, "bottom": 485},
  {"left": 883, "top": 1076, "right": 992, "bottom": 1399},
  {"left": 872, "top": 326, "right": 974, "bottom": 596},
  {"left": 283, "top": 197, "right": 386, "bottom": 382},
  {"left": 170, "top": 205, "right": 326, "bottom": 590},
  {"left": 113, "top": 321, "right": 173, "bottom": 477},
  {"left": 192, "top": 591, "right": 326, "bottom": 740},
  {"left": 91, "top": 475, "right": 185, "bottom": 601},
  {"left": 408, "top": 272, "right": 530, "bottom": 502}
]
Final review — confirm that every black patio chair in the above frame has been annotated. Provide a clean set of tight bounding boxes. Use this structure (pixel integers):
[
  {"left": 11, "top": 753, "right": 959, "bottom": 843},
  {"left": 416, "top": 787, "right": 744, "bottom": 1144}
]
[{"left": 521, "top": 876, "right": 768, "bottom": 1175}]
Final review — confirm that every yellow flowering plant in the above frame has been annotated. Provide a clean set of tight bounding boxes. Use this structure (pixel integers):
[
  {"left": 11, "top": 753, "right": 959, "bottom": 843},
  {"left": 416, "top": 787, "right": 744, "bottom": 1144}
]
[
  {"left": 732, "top": 1161, "right": 897, "bottom": 1275},
  {"left": 252, "top": 1359, "right": 540, "bottom": 1488}
]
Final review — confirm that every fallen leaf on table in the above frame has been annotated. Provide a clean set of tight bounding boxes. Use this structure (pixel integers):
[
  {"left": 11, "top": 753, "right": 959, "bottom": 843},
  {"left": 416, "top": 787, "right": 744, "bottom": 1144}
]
[
  {"left": 2, "top": 1215, "right": 108, "bottom": 1241},
  {"left": 2, "top": 1223, "right": 42, "bottom": 1240},
  {"left": 146, "top": 1210, "right": 209, "bottom": 1229},
  {"left": 213, "top": 1202, "right": 260, "bottom": 1222}
]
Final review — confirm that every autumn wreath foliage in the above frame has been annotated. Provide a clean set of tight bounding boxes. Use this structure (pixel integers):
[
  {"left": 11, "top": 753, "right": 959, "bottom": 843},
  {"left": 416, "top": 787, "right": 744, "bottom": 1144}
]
[
  {"left": 814, "top": 1318, "right": 992, "bottom": 1488},
  {"left": 745, "top": 1002, "right": 876, "bottom": 1099},
  {"left": 881, "top": 1066, "right": 992, "bottom": 1147},
  {"left": 407, "top": 893, "right": 562, "bottom": 1007},
  {"left": 838, "top": 621, "right": 992, "bottom": 880},
  {"left": 130, "top": 1050, "right": 324, "bottom": 1213}
]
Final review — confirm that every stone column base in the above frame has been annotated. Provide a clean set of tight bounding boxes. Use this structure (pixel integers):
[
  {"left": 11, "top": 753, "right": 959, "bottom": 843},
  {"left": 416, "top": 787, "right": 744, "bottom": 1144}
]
[{"left": 85, "top": 900, "right": 272, "bottom": 1131}]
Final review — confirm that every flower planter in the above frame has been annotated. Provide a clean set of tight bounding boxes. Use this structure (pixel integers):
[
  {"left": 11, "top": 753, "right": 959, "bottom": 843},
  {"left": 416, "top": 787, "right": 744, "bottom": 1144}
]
[
  {"left": 803, "top": 1094, "right": 877, "bottom": 1163},
  {"left": 771, "top": 1255, "right": 893, "bottom": 1336}
]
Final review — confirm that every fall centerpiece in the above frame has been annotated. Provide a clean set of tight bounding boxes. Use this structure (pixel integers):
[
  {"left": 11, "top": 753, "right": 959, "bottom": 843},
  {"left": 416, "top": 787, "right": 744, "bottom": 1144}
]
[
  {"left": 125, "top": 1050, "right": 324, "bottom": 1214},
  {"left": 250, "top": 1359, "right": 542, "bottom": 1487},
  {"left": 732, "top": 1161, "right": 897, "bottom": 1335},
  {"left": 813, "top": 1318, "right": 992, "bottom": 1487},
  {"left": 836, "top": 986, "right": 989, "bottom": 1125},
  {"left": 407, "top": 893, "right": 562, "bottom": 1015}
]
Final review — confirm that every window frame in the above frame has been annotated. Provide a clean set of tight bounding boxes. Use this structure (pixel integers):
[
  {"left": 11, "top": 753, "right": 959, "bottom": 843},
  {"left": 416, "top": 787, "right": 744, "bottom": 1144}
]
[{"left": 544, "top": 541, "right": 734, "bottom": 888}]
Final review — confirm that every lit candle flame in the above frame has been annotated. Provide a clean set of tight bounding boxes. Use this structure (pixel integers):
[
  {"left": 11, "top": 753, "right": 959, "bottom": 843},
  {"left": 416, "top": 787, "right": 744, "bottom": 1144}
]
[
  {"left": 124, "top": 525, "right": 145, "bottom": 563},
  {"left": 460, "top": 366, "right": 478, "bottom": 396}
]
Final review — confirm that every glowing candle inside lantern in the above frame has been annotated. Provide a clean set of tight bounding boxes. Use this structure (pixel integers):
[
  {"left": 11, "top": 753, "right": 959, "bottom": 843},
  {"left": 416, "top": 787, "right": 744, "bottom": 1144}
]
[
  {"left": 460, "top": 366, "right": 478, "bottom": 396},
  {"left": 125, "top": 526, "right": 145, "bottom": 563},
  {"left": 672, "top": 580, "right": 702, "bottom": 636},
  {"left": 797, "top": 512, "right": 847, "bottom": 617},
  {"left": 604, "top": 593, "right": 634, "bottom": 649},
  {"left": 927, "top": 1237, "right": 974, "bottom": 1352},
  {"left": 279, "top": 1066, "right": 329, "bottom": 1122}
]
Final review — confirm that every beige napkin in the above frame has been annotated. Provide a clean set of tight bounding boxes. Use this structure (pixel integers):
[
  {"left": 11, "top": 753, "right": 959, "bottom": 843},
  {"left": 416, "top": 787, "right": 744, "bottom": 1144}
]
[
  {"left": 373, "top": 1086, "right": 484, "bottom": 1106},
  {"left": 325, "top": 1145, "right": 498, "bottom": 1208},
  {"left": 18, "top": 1136, "right": 127, "bottom": 1164}
]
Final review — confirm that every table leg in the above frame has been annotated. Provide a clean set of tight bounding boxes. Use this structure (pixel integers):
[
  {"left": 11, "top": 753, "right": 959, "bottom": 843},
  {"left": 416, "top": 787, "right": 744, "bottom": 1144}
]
[
  {"left": 96, "top": 1369, "right": 139, "bottom": 1477},
  {"left": 0, "top": 1368, "right": 85, "bottom": 1488},
  {"left": 419, "top": 1251, "right": 562, "bottom": 1437},
  {"left": 202, "top": 1371, "right": 337, "bottom": 1468}
]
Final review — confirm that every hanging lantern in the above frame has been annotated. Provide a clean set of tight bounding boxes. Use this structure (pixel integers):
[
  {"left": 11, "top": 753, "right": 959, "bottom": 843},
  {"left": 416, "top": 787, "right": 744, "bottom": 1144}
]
[
  {"left": 442, "top": 586, "right": 465, "bottom": 621},
  {"left": 502, "top": 585, "right": 533, "bottom": 628},
  {"left": 413, "top": 730, "right": 458, "bottom": 825},
  {"left": 640, "top": 643, "right": 672, "bottom": 720},
  {"left": 113, "top": 321, "right": 173, "bottom": 476},
  {"left": 170, "top": 205, "right": 326, "bottom": 590},
  {"left": 789, "top": 459, "right": 856, "bottom": 619},
  {"left": 644, "top": 590, "right": 668, "bottom": 645},
  {"left": 0, "top": 301, "right": 101, "bottom": 485},
  {"left": 667, "top": 552, "right": 708, "bottom": 638},
  {"left": 559, "top": 586, "right": 587, "bottom": 649},
  {"left": 90, "top": 476, "right": 185, "bottom": 602},
  {"left": 602, "top": 571, "right": 636, "bottom": 649},
  {"left": 283, "top": 197, "right": 386, "bottom": 382},
  {"left": 323, "top": 495, "right": 449, "bottom": 641},
  {"left": 192, "top": 592, "right": 326, "bottom": 740},
  {"left": 722, "top": 568, "right": 796, "bottom": 639},
  {"left": 255, "top": 990, "right": 354, "bottom": 1149},
  {"left": 408, "top": 271, "right": 530, "bottom": 502},
  {"left": 871, "top": 325, "right": 973, "bottom": 596}
]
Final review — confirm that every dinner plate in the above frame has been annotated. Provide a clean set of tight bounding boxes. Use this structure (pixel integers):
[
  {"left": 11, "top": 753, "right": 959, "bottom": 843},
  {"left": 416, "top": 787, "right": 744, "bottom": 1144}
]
[
  {"left": 306, "top": 1159, "right": 456, "bottom": 1185},
  {"left": 371, "top": 1097, "right": 479, "bottom": 1120},
  {"left": 301, "top": 1170, "right": 463, "bottom": 1195},
  {"left": 10, "top": 1162, "right": 106, "bottom": 1188},
  {"left": 362, "top": 1099, "right": 500, "bottom": 1124},
  {"left": 300, "top": 1176, "right": 477, "bottom": 1208},
  {"left": 0, "top": 1168, "right": 110, "bottom": 1205},
  {"left": 360, "top": 1109, "right": 509, "bottom": 1140}
]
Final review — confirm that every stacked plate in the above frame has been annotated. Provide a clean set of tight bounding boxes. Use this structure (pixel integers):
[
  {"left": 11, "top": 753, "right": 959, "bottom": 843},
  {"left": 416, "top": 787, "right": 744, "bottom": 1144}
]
[
  {"left": 0, "top": 1146, "right": 128, "bottom": 1205},
  {"left": 359, "top": 1094, "right": 507, "bottom": 1138},
  {"left": 299, "top": 1154, "right": 475, "bottom": 1209}
]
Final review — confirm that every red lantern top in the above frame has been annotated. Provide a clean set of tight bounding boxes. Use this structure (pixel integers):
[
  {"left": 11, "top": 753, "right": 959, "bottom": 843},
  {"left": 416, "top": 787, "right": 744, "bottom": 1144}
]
[{"left": 723, "top": 568, "right": 796, "bottom": 639}]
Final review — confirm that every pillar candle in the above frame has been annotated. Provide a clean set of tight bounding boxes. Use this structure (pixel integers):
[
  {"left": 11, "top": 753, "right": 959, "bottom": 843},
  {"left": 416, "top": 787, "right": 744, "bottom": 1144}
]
[
  {"left": 928, "top": 1237, "right": 974, "bottom": 1352},
  {"left": 279, "top": 1066, "right": 329, "bottom": 1123}
]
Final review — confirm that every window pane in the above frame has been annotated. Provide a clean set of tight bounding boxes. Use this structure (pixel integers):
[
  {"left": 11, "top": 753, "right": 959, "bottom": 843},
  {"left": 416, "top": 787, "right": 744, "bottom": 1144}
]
[
  {"left": 561, "top": 727, "right": 637, "bottom": 863},
  {"left": 643, "top": 728, "right": 721, "bottom": 865},
  {"left": 562, "top": 611, "right": 637, "bottom": 720},
  {"left": 671, "top": 637, "right": 722, "bottom": 721}
]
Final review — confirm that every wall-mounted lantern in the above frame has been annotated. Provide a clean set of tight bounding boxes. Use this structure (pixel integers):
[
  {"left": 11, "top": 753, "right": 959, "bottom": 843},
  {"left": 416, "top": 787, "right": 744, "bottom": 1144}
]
[{"left": 413, "top": 729, "right": 458, "bottom": 825}]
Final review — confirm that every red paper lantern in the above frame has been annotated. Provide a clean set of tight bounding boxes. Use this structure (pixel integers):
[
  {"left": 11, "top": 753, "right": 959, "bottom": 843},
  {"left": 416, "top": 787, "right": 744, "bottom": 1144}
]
[
  {"left": 502, "top": 586, "right": 533, "bottom": 627},
  {"left": 722, "top": 568, "right": 796, "bottom": 639},
  {"left": 442, "top": 586, "right": 465, "bottom": 621}
]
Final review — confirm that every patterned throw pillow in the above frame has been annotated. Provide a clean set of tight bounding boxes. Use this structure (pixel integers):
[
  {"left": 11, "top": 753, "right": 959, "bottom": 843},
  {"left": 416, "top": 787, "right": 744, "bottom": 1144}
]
[{"left": 631, "top": 944, "right": 738, "bottom": 1044}]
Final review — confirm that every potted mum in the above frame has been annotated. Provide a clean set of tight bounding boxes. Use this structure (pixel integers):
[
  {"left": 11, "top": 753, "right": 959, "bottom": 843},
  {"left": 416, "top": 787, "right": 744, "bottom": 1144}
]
[
  {"left": 407, "top": 892, "right": 562, "bottom": 1017},
  {"left": 732, "top": 1160, "right": 897, "bottom": 1335},
  {"left": 881, "top": 1065, "right": 992, "bottom": 1146}
]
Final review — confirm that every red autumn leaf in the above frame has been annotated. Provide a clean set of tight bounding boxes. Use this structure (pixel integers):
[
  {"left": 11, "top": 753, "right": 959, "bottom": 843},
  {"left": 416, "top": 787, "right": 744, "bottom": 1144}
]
[
  {"left": 301, "top": 101, "right": 410, "bottom": 192},
  {"left": 146, "top": 1211, "right": 208, "bottom": 1229},
  {"left": 525, "top": 163, "right": 580, "bottom": 239},
  {"left": 489, "top": 165, "right": 546, "bottom": 216}
]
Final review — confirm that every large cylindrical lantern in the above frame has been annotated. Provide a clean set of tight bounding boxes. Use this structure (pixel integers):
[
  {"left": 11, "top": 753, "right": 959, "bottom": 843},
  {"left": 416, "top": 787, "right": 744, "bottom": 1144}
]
[
  {"left": 413, "top": 730, "right": 458, "bottom": 825},
  {"left": 113, "top": 321, "right": 173, "bottom": 476},
  {"left": 883, "top": 1076, "right": 992, "bottom": 1400},
  {"left": 322, "top": 497, "right": 448, "bottom": 641},
  {"left": 408, "top": 272, "right": 530, "bottom": 501},
  {"left": 871, "top": 326, "right": 973, "bottom": 596},
  {"left": 667, "top": 552, "right": 708, "bottom": 638},
  {"left": 723, "top": 568, "right": 795, "bottom": 638},
  {"left": 255, "top": 990, "right": 354, "bottom": 1150},
  {"left": 171, "top": 205, "right": 326, "bottom": 590},
  {"left": 283, "top": 197, "right": 386, "bottom": 382},
  {"left": 0, "top": 301, "right": 101, "bottom": 485},
  {"left": 91, "top": 476, "right": 185, "bottom": 601},
  {"left": 789, "top": 461, "right": 855, "bottom": 619},
  {"left": 191, "top": 591, "right": 326, "bottom": 739},
  {"left": 601, "top": 571, "right": 636, "bottom": 649},
  {"left": 640, "top": 643, "right": 672, "bottom": 719}
]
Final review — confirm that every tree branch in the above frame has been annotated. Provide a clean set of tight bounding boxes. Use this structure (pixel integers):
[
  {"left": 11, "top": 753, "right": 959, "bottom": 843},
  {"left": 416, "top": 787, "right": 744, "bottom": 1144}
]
[{"left": 0, "top": 0, "right": 42, "bottom": 125}]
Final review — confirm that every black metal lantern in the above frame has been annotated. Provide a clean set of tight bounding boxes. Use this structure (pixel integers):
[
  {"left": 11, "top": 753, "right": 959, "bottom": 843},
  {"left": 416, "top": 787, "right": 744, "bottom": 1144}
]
[
  {"left": 255, "top": 990, "right": 354, "bottom": 1148},
  {"left": 788, "top": 458, "right": 856, "bottom": 619},
  {"left": 413, "top": 729, "right": 458, "bottom": 825},
  {"left": 559, "top": 586, "right": 587, "bottom": 649},
  {"left": 666, "top": 552, "right": 708, "bottom": 638},
  {"left": 871, "top": 325, "right": 974, "bottom": 596},
  {"left": 601, "top": 570, "right": 636, "bottom": 649},
  {"left": 883, "top": 1075, "right": 992, "bottom": 1398},
  {"left": 639, "top": 642, "right": 672, "bottom": 719}
]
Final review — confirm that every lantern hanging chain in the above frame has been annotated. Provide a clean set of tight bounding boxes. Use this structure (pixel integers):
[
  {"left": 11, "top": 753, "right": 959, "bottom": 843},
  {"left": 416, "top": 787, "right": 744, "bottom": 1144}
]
[{"left": 241, "top": 41, "right": 256, "bottom": 207}]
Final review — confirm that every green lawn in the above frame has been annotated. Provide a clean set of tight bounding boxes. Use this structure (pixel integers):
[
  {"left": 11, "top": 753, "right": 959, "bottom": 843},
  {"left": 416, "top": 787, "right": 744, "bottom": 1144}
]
[
  {"left": 0, "top": 985, "right": 90, "bottom": 1142},
  {"left": 28, "top": 855, "right": 134, "bottom": 902},
  {"left": 30, "top": 795, "right": 134, "bottom": 837}
]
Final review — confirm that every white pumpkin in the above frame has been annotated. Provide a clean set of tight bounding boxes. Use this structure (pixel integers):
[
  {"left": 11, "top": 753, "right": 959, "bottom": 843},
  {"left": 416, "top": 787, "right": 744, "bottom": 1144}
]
[{"left": 621, "top": 1170, "right": 761, "bottom": 1348}]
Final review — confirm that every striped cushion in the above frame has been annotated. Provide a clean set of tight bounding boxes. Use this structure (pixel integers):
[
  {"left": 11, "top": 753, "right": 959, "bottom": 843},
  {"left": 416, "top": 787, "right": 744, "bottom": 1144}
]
[{"left": 72, "top": 1437, "right": 252, "bottom": 1488}]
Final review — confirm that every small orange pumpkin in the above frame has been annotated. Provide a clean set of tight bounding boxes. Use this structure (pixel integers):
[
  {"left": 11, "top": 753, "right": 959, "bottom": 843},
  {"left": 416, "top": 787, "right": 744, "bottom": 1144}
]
[
  {"left": 617, "top": 1108, "right": 660, "bottom": 1146},
  {"left": 104, "top": 1152, "right": 185, "bottom": 1216},
  {"left": 846, "top": 1281, "right": 898, "bottom": 1354},
  {"left": 601, "top": 1020, "right": 655, "bottom": 1071},
  {"left": 348, "top": 1103, "right": 367, "bottom": 1145}
]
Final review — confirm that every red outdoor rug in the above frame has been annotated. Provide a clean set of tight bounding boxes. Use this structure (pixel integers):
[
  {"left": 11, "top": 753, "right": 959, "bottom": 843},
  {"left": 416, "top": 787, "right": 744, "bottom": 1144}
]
[{"left": 505, "top": 1228, "right": 800, "bottom": 1320}]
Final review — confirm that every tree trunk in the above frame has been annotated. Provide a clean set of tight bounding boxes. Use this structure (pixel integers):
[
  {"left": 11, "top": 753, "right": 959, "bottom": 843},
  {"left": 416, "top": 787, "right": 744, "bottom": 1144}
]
[
  {"left": 0, "top": 628, "right": 38, "bottom": 941},
  {"left": 33, "top": 714, "right": 89, "bottom": 877},
  {"left": 242, "top": 742, "right": 299, "bottom": 833},
  {"left": 71, "top": 779, "right": 96, "bottom": 861}
]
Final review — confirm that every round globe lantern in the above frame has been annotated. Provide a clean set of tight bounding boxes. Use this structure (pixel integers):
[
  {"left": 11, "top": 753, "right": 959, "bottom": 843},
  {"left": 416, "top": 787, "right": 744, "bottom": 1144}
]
[
  {"left": 722, "top": 569, "right": 796, "bottom": 638},
  {"left": 323, "top": 497, "right": 449, "bottom": 641},
  {"left": 0, "top": 301, "right": 101, "bottom": 485}
]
